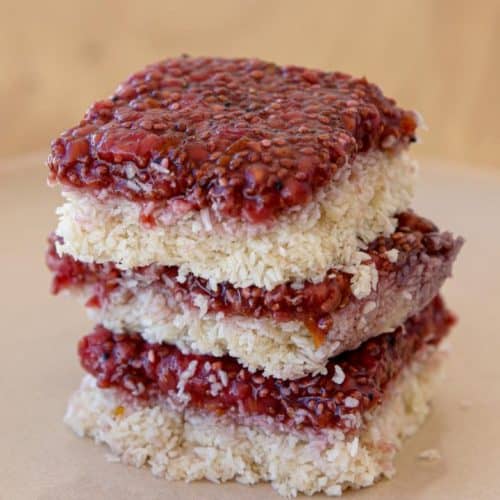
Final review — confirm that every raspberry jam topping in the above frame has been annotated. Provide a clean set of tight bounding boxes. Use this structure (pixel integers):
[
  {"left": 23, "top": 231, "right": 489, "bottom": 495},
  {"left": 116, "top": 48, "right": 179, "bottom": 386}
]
[
  {"left": 48, "top": 57, "right": 417, "bottom": 223},
  {"left": 79, "top": 296, "right": 454, "bottom": 432},
  {"left": 48, "top": 212, "right": 459, "bottom": 344}
]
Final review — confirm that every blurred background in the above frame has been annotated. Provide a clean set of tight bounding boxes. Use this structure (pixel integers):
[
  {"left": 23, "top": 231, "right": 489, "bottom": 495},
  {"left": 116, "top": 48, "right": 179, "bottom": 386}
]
[{"left": 0, "top": 0, "right": 499, "bottom": 166}]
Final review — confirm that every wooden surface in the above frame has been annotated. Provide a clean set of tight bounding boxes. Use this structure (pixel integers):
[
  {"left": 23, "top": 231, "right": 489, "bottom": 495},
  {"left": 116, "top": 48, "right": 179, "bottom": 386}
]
[
  {"left": 1, "top": 0, "right": 499, "bottom": 165},
  {"left": 1, "top": 154, "right": 500, "bottom": 499}
]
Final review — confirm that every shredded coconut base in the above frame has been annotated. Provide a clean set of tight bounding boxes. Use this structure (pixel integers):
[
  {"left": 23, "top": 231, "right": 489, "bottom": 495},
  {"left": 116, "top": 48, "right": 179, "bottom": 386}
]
[
  {"left": 55, "top": 151, "right": 416, "bottom": 290},
  {"left": 64, "top": 347, "right": 444, "bottom": 497}
]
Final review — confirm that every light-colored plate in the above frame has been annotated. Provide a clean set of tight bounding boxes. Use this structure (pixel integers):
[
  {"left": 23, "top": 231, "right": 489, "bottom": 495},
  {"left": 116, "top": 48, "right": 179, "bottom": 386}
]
[{"left": 1, "top": 155, "right": 499, "bottom": 499}]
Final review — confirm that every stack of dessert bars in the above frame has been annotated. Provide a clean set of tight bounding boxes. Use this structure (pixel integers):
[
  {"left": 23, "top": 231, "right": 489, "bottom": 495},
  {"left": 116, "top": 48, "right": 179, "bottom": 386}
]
[{"left": 46, "top": 57, "right": 462, "bottom": 497}]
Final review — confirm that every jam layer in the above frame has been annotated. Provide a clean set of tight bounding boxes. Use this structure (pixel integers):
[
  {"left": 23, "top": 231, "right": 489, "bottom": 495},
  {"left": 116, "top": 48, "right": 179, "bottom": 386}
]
[
  {"left": 48, "top": 57, "right": 417, "bottom": 223},
  {"left": 49, "top": 212, "right": 461, "bottom": 345},
  {"left": 79, "top": 296, "right": 454, "bottom": 433}
]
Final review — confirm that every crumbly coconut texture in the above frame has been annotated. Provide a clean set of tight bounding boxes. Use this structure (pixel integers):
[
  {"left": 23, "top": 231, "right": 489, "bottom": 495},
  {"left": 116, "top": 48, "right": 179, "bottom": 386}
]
[
  {"left": 64, "top": 346, "right": 444, "bottom": 497},
  {"left": 55, "top": 151, "right": 416, "bottom": 290},
  {"left": 71, "top": 233, "right": 455, "bottom": 380}
]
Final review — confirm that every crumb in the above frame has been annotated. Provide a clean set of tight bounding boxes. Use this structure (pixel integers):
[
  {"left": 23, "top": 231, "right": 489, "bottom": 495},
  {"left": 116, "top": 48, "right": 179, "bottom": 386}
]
[
  {"left": 332, "top": 364, "right": 346, "bottom": 385},
  {"left": 459, "top": 399, "right": 472, "bottom": 410},
  {"left": 417, "top": 448, "right": 442, "bottom": 462},
  {"left": 385, "top": 248, "right": 399, "bottom": 263},
  {"left": 345, "top": 396, "right": 359, "bottom": 408}
]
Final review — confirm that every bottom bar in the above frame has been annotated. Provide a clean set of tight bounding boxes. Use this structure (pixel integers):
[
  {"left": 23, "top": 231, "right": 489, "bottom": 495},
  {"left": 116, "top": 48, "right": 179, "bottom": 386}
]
[{"left": 65, "top": 342, "right": 446, "bottom": 497}]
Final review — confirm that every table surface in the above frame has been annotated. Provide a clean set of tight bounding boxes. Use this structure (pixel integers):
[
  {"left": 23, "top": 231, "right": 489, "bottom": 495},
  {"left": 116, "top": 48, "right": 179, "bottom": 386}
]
[{"left": 1, "top": 154, "right": 500, "bottom": 500}]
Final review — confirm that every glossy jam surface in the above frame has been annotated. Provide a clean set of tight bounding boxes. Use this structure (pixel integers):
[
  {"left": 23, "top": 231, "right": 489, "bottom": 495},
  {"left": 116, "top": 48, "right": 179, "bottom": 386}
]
[
  {"left": 48, "top": 57, "right": 417, "bottom": 223},
  {"left": 79, "top": 296, "right": 454, "bottom": 432},
  {"left": 48, "top": 212, "right": 458, "bottom": 344}
]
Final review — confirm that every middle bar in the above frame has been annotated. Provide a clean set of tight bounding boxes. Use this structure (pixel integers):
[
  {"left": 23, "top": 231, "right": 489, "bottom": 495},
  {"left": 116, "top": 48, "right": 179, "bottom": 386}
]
[{"left": 48, "top": 211, "right": 461, "bottom": 380}]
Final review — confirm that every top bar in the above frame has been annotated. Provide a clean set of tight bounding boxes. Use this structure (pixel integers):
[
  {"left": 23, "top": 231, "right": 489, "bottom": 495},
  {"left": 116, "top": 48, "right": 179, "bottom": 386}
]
[{"left": 47, "top": 56, "right": 417, "bottom": 225}]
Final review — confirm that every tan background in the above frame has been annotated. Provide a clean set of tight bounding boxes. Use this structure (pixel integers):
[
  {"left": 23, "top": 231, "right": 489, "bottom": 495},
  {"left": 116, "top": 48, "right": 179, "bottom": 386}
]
[{"left": 0, "top": 0, "right": 499, "bottom": 166}]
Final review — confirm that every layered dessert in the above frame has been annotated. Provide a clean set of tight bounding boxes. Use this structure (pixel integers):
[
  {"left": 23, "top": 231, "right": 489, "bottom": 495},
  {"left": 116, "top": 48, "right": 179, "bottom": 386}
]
[{"left": 47, "top": 57, "right": 462, "bottom": 496}]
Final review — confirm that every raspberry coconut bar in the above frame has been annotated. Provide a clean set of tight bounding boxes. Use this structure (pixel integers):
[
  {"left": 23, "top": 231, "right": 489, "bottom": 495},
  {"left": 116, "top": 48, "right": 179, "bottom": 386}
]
[
  {"left": 46, "top": 57, "right": 462, "bottom": 496},
  {"left": 49, "top": 57, "right": 418, "bottom": 291},
  {"left": 48, "top": 211, "right": 461, "bottom": 379},
  {"left": 66, "top": 297, "right": 453, "bottom": 497}
]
